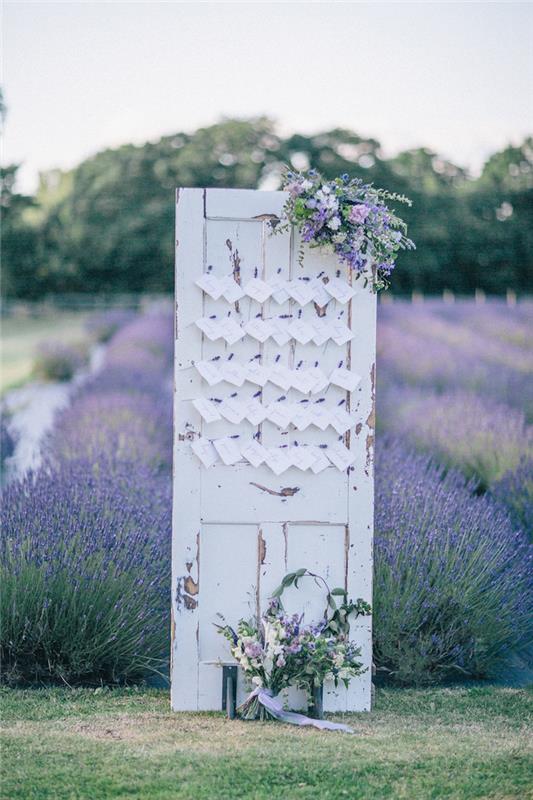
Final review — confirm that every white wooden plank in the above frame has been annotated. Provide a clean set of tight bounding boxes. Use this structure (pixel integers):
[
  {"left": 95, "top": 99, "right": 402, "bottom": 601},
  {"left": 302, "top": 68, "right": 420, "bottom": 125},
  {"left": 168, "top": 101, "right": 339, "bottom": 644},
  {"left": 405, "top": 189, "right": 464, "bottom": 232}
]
[
  {"left": 201, "top": 462, "right": 347, "bottom": 523},
  {"left": 172, "top": 189, "right": 205, "bottom": 711},
  {"left": 197, "top": 523, "right": 259, "bottom": 710},
  {"left": 346, "top": 283, "right": 376, "bottom": 713},
  {"left": 206, "top": 188, "right": 286, "bottom": 219}
]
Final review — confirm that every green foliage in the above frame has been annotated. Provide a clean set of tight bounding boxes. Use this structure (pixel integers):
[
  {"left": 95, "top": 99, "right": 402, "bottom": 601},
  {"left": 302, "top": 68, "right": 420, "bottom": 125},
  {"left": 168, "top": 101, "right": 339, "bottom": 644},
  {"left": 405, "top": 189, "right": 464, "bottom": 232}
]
[
  {"left": 272, "top": 568, "right": 371, "bottom": 639},
  {"left": 33, "top": 340, "right": 88, "bottom": 382},
  {"left": 3, "top": 120, "right": 533, "bottom": 298},
  {"left": 1, "top": 166, "right": 43, "bottom": 299}
]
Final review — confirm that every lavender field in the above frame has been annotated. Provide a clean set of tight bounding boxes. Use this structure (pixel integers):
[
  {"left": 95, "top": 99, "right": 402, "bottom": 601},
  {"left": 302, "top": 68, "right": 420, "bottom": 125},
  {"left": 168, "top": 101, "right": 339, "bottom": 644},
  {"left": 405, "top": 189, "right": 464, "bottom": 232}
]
[{"left": 1, "top": 300, "right": 532, "bottom": 687}]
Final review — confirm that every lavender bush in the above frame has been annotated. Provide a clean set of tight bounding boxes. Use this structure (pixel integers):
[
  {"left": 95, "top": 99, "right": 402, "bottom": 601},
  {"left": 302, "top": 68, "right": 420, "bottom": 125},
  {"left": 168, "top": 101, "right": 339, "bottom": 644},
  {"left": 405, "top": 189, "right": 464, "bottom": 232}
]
[
  {"left": 33, "top": 341, "right": 88, "bottom": 382},
  {"left": 85, "top": 309, "right": 136, "bottom": 343},
  {"left": 0, "top": 458, "right": 171, "bottom": 684},
  {"left": 490, "top": 459, "right": 533, "bottom": 542},
  {"left": 373, "top": 436, "right": 532, "bottom": 684},
  {"left": 47, "top": 310, "right": 173, "bottom": 471},
  {"left": 377, "top": 301, "right": 533, "bottom": 420},
  {"left": 379, "top": 386, "right": 532, "bottom": 489},
  {"left": 47, "top": 391, "right": 172, "bottom": 472},
  {"left": 4, "top": 297, "right": 530, "bottom": 688},
  {"left": 1, "top": 310, "right": 174, "bottom": 685}
]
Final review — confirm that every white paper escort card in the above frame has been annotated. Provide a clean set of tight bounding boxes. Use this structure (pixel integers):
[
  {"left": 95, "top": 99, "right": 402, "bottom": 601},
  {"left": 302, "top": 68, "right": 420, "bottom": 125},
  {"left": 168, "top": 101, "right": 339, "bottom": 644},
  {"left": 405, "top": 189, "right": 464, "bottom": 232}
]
[
  {"left": 190, "top": 437, "right": 359, "bottom": 474},
  {"left": 195, "top": 272, "right": 224, "bottom": 300},
  {"left": 189, "top": 259, "right": 363, "bottom": 477},
  {"left": 192, "top": 397, "right": 222, "bottom": 423},
  {"left": 219, "top": 275, "right": 245, "bottom": 303},
  {"left": 310, "top": 278, "right": 331, "bottom": 307},
  {"left": 193, "top": 358, "right": 362, "bottom": 396},
  {"left": 212, "top": 436, "right": 242, "bottom": 465},
  {"left": 269, "top": 276, "right": 290, "bottom": 304},
  {"left": 191, "top": 394, "right": 358, "bottom": 433},
  {"left": 324, "top": 278, "right": 356, "bottom": 304},
  {"left": 195, "top": 271, "right": 358, "bottom": 307},
  {"left": 243, "top": 277, "right": 272, "bottom": 303},
  {"left": 191, "top": 437, "right": 219, "bottom": 468},
  {"left": 286, "top": 280, "right": 315, "bottom": 306}
]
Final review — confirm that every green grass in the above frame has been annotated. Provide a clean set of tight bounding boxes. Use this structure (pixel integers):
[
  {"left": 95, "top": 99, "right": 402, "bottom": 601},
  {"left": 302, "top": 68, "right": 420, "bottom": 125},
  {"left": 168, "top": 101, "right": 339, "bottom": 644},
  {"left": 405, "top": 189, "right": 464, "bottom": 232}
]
[
  {"left": 1, "top": 686, "right": 531, "bottom": 799},
  {"left": 0, "top": 311, "right": 90, "bottom": 394}
]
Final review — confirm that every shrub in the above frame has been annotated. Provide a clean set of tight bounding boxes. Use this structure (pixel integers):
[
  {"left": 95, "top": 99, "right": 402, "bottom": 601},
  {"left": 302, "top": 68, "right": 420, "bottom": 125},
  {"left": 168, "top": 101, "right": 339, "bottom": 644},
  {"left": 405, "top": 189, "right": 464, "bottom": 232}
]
[
  {"left": 106, "top": 311, "right": 174, "bottom": 366},
  {"left": 373, "top": 436, "right": 532, "bottom": 685},
  {"left": 377, "top": 302, "right": 533, "bottom": 421},
  {"left": 0, "top": 458, "right": 171, "bottom": 685},
  {"left": 379, "top": 386, "right": 532, "bottom": 489},
  {"left": 47, "top": 391, "right": 172, "bottom": 472},
  {"left": 490, "top": 459, "right": 533, "bottom": 542},
  {"left": 46, "top": 309, "right": 173, "bottom": 471},
  {"left": 85, "top": 309, "right": 137, "bottom": 343},
  {"left": 33, "top": 341, "right": 88, "bottom": 382}
]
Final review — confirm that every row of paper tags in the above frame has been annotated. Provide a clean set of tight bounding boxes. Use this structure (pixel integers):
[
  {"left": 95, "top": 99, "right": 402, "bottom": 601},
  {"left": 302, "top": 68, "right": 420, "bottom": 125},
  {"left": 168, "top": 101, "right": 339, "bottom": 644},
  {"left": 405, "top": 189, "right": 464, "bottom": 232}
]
[
  {"left": 193, "top": 395, "right": 357, "bottom": 433},
  {"left": 191, "top": 436, "right": 357, "bottom": 474},
  {"left": 195, "top": 359, "right": 361, "bottom": 394},
  {"left": 196, "top": 272, "right": 356, "bottom": 306},
  {"left": 196, "top": 315, "right": 354, "bottom": 346}
]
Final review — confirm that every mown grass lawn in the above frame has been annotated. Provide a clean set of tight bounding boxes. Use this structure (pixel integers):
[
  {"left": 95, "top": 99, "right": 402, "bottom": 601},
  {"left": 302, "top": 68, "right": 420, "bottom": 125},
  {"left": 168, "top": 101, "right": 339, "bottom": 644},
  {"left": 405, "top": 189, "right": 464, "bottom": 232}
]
[
  {"left": 1, "top": 686, "right": 531, "bottom": 799},
  {"left": 1, "top": 310, "right": 90, "bottom": 393}
]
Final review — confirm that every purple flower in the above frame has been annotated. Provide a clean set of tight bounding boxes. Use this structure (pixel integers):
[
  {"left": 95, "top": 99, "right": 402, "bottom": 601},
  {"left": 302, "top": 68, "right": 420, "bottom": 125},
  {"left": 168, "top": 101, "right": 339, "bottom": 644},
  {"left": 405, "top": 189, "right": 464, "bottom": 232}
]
[
  {"left": 349, "top": 204, "right": 370, "bottom": 224},
  {"left": 244, "top": 642, "right": 263, "bottom": 658}
]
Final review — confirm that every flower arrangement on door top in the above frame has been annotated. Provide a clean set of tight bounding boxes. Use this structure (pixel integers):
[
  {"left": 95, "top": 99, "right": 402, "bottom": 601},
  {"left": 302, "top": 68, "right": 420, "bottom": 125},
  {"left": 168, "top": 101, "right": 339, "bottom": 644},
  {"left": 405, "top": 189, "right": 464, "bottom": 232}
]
[
  {"left": 274, "top": 169, "right": 415, "bottom": 291},
  {"left": 217, "top": 568, "right": 371, "bottom": 732}
]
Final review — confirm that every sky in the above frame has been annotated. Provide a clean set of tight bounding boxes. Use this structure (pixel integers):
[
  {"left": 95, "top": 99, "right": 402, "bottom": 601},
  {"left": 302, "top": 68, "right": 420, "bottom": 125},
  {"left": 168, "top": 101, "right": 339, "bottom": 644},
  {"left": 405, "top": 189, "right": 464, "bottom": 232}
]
[{"left": 3, "top": 1, "right": 533, "bottom": 194}]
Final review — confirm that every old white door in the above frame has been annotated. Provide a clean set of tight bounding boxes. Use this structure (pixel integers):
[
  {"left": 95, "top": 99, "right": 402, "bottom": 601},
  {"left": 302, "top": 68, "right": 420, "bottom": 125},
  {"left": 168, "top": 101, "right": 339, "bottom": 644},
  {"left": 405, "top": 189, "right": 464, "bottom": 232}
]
[{"left": 172, "top": 188, "right": 376, "bottom": 713}]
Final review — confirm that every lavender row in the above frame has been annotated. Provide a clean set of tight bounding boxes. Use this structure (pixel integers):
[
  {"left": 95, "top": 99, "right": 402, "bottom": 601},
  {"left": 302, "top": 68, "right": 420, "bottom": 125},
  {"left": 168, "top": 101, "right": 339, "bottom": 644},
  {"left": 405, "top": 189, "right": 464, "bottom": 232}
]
[
  {"left": 1, "top": 308, "right": 174, "bottom": 684},
  {"left": 373, "top": 435, "right": 532, "bottom": 683}
]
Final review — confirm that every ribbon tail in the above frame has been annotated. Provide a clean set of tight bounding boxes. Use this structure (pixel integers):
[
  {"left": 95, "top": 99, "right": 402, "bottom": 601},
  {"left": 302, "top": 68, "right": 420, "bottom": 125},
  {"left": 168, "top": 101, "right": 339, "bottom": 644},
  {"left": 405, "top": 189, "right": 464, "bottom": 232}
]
[{"left": 255, "top": 689, "right": 354, "bottom": 734}]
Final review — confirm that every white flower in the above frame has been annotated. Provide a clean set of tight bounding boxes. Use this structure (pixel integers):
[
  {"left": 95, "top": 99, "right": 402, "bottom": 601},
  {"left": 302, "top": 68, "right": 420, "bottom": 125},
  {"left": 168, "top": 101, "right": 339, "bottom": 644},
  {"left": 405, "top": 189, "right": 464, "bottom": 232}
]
[
  {"left": 252, "top": 676, "right": 263, "bottom": 687},
  {"left": 327, "top": 216, "right": 342, "bottom": 231},
  {"left": 332, "top": 232, "right": 347, "bottom": 244},
  {"left": 338, "top": 668, "right": 352, "bottom": 680},
  {"left": 301, "top": 179, "right": 313, "bottom": 191}
]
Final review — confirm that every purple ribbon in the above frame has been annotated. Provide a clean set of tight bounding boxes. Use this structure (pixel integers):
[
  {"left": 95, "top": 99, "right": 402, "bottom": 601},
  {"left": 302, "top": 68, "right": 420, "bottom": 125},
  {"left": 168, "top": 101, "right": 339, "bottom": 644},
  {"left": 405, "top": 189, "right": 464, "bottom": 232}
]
[{"left": 244, "top": 687, "right": 354, "bottom": 734}]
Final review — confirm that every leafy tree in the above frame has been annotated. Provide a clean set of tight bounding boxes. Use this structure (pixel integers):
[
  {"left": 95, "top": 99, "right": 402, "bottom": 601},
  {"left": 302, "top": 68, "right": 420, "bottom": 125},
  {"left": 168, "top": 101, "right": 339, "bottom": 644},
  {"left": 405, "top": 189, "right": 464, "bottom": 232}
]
[
  {"left": 1, "top": 165, "right": 43, "bottom": 299},
  {"left": 2, "top": 118, "right": 532, "bottom": 298}
]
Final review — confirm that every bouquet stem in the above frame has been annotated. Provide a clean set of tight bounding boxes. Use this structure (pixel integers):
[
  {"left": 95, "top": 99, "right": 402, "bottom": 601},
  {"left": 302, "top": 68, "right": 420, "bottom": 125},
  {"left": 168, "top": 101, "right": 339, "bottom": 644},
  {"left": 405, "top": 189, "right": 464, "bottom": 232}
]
[{"left": 309, "top": 683, "right": 324, "bottom": 719}]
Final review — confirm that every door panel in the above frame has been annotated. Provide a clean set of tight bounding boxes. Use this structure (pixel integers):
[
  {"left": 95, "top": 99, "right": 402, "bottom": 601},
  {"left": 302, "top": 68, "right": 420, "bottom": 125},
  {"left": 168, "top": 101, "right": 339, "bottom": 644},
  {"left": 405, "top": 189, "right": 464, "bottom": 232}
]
[{"left": 172, "top": 188, "right": 375, "bottom": 713}]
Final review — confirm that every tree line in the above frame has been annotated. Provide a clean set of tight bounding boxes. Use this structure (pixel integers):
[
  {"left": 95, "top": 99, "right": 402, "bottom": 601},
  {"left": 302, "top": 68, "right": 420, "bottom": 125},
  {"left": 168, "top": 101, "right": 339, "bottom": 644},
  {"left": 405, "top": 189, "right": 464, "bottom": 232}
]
[{"left": 2, "top": 118, "right": 532, "bottom": 298}]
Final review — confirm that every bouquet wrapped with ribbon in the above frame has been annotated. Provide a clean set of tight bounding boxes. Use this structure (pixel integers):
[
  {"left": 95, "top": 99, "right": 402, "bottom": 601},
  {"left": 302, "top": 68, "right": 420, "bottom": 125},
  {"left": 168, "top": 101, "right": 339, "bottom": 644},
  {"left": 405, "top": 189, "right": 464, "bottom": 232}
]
[{"left": 216, "top": 569, "right": 371, "bottom": 733}]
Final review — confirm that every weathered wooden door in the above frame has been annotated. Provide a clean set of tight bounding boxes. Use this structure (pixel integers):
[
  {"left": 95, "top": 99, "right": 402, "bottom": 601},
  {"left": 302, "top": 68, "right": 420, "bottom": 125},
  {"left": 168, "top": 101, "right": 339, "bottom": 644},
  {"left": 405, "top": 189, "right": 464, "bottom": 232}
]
[{"left": 172, "top": 188, "right": 376, "bottom": 712}]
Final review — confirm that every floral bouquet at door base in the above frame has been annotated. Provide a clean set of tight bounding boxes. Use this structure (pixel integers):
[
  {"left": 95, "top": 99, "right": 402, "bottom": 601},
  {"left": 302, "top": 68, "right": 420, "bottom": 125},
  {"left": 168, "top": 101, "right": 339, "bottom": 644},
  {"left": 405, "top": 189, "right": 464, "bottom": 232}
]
[
  {"left": 216, "top": 568, "right": 371, "bottom": 734},
  {"left": 273, "top": 169, "right": 415, "bottom": 291}
]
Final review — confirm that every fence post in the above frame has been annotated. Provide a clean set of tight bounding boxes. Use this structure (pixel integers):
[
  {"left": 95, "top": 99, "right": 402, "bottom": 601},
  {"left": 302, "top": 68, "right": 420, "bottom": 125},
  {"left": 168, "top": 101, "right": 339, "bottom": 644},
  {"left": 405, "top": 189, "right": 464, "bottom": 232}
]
[
  {"left": 475, "top": 288, "right": 486, "bottom": 305},
  {"left": 442, "top": 289, "right": 455, "bottom": 304},
  {"left": 506, "top": 288, "right": 517, "bottom": 307}
]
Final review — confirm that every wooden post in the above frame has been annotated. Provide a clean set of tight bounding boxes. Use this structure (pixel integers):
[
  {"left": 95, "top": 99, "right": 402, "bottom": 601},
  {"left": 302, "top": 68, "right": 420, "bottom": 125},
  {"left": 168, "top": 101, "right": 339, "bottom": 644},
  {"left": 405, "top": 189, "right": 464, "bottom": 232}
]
[{"left": 443, "top": 289, "right": 455, "bottom": 304}]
